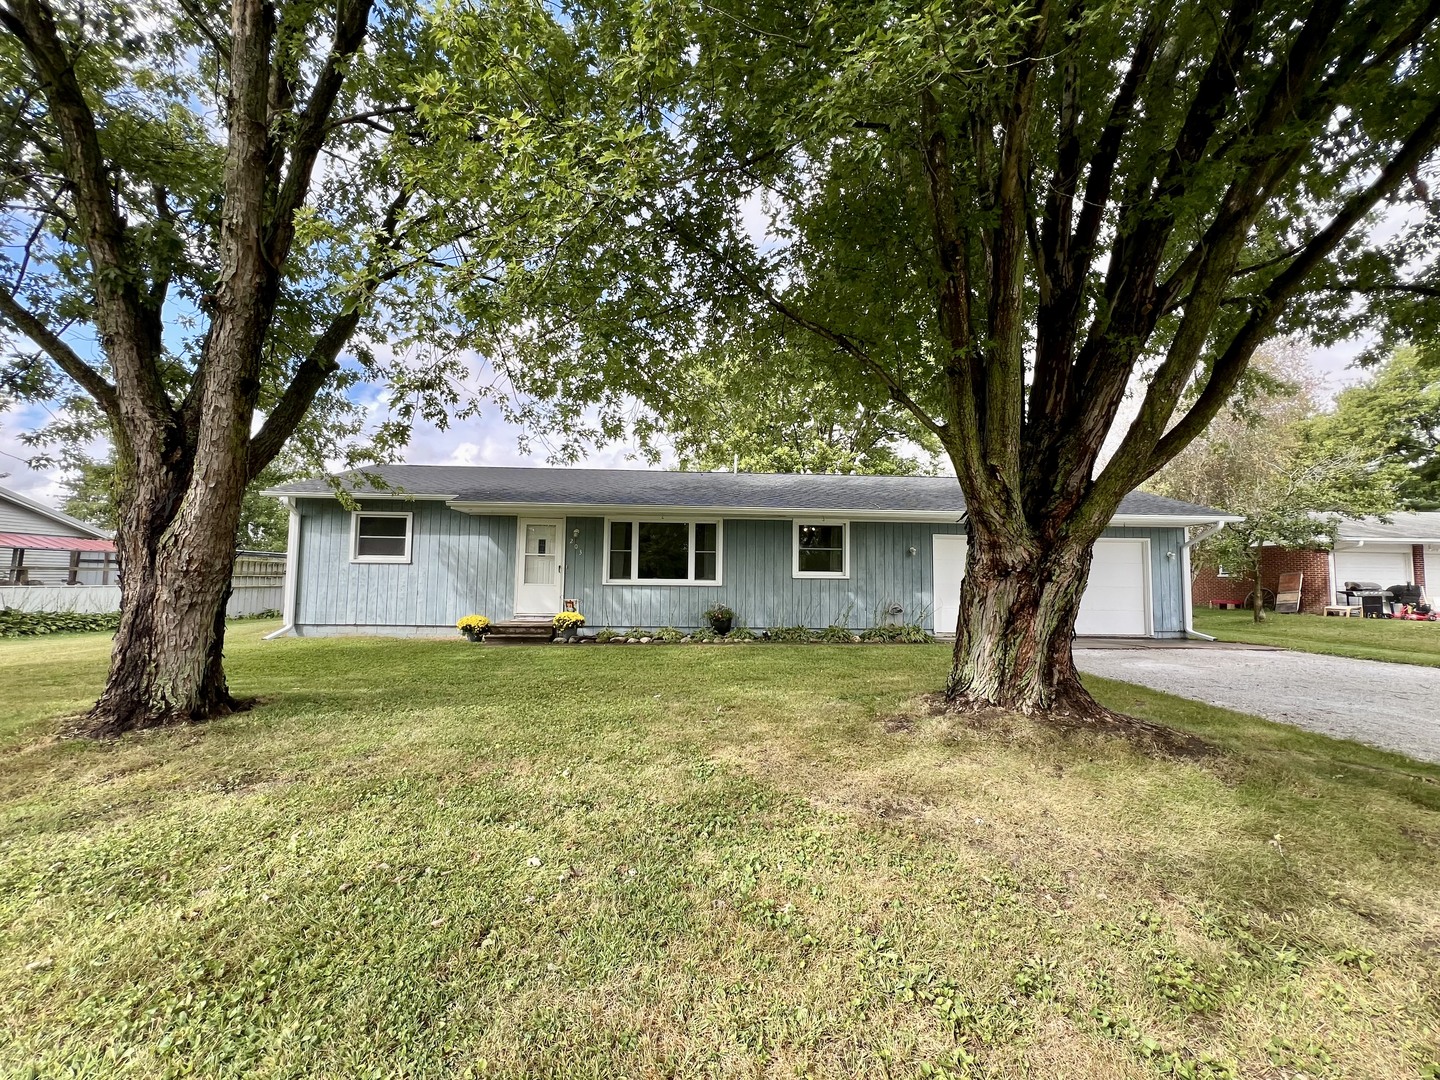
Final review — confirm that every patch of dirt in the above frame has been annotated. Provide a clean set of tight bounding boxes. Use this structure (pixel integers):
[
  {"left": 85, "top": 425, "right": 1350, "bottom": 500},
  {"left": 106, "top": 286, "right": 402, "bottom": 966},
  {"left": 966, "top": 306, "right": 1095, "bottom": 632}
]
[
  {"left": 879, "top": 714, "right": 917, "bottom": 734},
  {"left": 917, "top": 693, "right": 1214, "bottom": 760}
]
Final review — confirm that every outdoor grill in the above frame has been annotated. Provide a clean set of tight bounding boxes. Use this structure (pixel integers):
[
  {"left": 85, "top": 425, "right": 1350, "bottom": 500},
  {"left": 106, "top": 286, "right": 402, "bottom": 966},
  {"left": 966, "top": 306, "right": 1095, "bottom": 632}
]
[{"left": 1340, "top": 580, "right": 1391, "bottom": 617}]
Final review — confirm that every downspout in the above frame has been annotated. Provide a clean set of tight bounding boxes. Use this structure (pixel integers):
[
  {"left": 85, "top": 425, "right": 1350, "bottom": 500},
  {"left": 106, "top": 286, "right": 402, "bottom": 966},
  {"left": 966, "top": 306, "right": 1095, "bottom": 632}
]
[
  {"left": 265, "top": 497, "right": 301, "bottom": 640},
  {"left": 1182, "top": 520, "right": 1228, "bottom": 641}
]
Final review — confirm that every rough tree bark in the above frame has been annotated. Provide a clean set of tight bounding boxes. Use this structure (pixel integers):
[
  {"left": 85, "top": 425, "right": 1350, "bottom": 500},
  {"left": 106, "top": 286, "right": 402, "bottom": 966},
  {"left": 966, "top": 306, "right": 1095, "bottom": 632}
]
[
  {"left": 946, "top": 526, "right": 1097, "bottom": 714},
  {"left": 0, "top": 0, "right": 396, "bottom": 734}
]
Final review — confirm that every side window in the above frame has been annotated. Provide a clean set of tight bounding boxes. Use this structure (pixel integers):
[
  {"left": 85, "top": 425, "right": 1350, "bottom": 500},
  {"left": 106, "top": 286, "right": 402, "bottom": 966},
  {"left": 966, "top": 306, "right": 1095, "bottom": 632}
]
[
  {"left": 352, "top": 512, "right": 412, "bottom": 563},
  {"left": 794, "top": 521, "right": 847, "bottom": 578}
]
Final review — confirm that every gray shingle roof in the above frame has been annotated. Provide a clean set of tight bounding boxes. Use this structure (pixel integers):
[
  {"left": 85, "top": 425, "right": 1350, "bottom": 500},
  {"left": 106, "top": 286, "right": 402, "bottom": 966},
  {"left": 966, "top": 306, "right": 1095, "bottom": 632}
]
[
  {"left": 270, "top": 464, "right": 1230, "bottom": 521},
  {"left": 1337, "top": 511, "right": 1440, "bottom": 542}
]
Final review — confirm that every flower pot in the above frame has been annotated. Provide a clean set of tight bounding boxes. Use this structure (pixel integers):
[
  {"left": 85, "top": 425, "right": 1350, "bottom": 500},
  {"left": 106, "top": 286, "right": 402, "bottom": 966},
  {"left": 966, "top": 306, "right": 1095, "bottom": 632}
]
[
  {"left": 710, "top": 617, "right": 733, "bottom": 635},
  {"left": 462, "top": 630, "right": 484, "bottom": 643},
  {"left": 558, "top": 627, "right": 578, "bottom": 642}
]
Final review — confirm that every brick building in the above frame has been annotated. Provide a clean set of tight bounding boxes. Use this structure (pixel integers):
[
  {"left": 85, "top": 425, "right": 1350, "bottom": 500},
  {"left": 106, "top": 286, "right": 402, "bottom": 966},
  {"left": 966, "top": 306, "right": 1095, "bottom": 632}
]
[{"left": 1191, "top": 512, "right": 1440, "bottom": 615}]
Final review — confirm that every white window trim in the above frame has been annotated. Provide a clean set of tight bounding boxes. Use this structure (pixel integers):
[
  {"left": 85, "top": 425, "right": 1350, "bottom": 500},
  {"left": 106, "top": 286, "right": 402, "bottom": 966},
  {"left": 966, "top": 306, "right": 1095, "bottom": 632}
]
[
  {"left": 1215, "top": 565, "right": 1230, "bottom": 578},
  {"left": 602, "top": 517, "right": 723, "bottom": 586},
  {"left": 350, "top": 510, "right": 413, "bottom": 564},
  {"left": 793, "top": 518, "right": 850, "bottom": 579}
]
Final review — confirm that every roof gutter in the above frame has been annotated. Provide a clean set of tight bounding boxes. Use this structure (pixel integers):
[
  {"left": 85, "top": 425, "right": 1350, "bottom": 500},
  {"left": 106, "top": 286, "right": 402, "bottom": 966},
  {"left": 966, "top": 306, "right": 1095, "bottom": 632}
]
[{"left": 1181, "top": 520, "right": 1230, "bottom": 641}]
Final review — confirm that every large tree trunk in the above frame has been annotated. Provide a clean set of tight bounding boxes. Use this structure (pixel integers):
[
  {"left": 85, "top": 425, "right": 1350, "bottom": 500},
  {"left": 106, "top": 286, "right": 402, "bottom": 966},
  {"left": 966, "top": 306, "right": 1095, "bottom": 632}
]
[
  {"left": 944, "top": 527, "right": 1101, "bottom": 716},
  {"left": 84, "top": 449, "right": 248, "bottom": 737}
]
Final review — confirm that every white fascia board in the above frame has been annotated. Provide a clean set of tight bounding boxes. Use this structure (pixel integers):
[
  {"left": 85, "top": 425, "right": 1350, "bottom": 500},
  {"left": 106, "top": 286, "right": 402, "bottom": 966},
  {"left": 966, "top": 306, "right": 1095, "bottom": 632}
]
[
  {"left": 1108, "top": 514, "right": 1243, "bottom": 528},
  {"left": 448, "top": 501, "right": 1237, "bottom": 527},
  {"left": 259, "top": 489, "right": 452, "bottom": 501},
  {"left": 446, "top": 501, "right": 966, "bottom": 522}
]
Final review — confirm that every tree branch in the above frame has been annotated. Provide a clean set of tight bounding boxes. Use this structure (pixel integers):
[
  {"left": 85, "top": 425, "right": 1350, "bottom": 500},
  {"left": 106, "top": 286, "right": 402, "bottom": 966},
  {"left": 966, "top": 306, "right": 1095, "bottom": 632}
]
[
  {"left": 1146, "top": 95, "right": 1440, "bottom": 475},
  {"left": 264, "top": 0, "right": 377, "bottom": 268},
  {"left": 246, "top": 188, "right": 413, "bottom": 480},
  {"left": 0, "top": 288, "right": 119, "bottom": 414}
]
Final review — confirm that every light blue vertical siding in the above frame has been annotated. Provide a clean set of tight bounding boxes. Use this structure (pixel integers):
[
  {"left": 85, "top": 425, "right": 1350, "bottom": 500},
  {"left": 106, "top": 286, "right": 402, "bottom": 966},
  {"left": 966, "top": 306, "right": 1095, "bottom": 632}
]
[
  {"left": 563, "top": 516, "right": 966, "bottom": 631},
  {"left": 293, "top": 498, "right": 515, "bottom": 634},
  {"left": 290, "top": 497, "right": 1189, "bottom": 637}
]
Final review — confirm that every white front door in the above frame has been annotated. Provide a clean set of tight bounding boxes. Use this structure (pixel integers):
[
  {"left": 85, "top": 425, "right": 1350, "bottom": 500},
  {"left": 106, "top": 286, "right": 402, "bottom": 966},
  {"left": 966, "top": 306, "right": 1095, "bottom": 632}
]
[
  {"left": 932, "top": 534, "right": 968, "bottom": 636},
  {"left": 514, "top": 518, "right": 564, "bottom": 617}
]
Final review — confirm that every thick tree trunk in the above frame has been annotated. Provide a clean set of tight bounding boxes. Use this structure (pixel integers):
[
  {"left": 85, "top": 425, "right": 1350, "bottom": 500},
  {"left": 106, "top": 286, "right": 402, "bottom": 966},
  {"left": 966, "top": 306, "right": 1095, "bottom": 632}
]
[
  {"left": 84, "top": 450, "right": 248, "bottom": 737},
  {"left": 944, "top": 527, "right": 1102, "bottom": 716}
]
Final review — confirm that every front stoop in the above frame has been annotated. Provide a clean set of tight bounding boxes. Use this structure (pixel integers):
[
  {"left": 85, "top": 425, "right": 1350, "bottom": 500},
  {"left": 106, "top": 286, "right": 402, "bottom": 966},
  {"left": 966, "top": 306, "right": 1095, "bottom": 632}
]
[{"left": 484, "top": 620, "right": 555, "bottom": 644}]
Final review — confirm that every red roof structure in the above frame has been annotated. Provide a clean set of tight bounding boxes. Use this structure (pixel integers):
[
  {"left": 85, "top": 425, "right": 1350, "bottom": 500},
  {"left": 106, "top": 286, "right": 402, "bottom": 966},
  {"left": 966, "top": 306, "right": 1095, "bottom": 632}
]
[{"left": 0, "top": 533, "right": 115, "bottom": 552}]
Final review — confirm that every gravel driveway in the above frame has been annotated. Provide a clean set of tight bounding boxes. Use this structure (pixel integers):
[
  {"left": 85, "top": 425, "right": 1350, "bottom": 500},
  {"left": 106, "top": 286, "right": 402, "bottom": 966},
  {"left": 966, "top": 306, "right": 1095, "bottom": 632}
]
[{"left": 1074, "top": 646, "right": 1440, "bottom": 764}]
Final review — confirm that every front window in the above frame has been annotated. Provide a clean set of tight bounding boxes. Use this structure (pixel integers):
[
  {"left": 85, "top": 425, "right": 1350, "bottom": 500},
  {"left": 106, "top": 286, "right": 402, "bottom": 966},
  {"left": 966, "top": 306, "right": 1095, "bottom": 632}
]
[
  {"left": 605, "top": 519, "right": 722, "bottom": 584},
  {"left": 794, "top": 520, "right": 848, "bottom": 578},
  {"left": 351, "top": 512, "right": 412, "bottom": 563}
]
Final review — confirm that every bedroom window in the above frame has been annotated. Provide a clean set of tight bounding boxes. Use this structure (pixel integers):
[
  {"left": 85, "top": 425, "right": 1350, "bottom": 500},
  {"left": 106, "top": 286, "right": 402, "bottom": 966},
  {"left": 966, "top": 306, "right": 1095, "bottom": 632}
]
[
  {"left": 604, "top": 519, "right": 722, "bottom": 584},
  {"left": 794, "top": 520, "right": 848, "bottom": 578},
  {"left": 351, "top": 511, "right": 413, "bottom": 563}
]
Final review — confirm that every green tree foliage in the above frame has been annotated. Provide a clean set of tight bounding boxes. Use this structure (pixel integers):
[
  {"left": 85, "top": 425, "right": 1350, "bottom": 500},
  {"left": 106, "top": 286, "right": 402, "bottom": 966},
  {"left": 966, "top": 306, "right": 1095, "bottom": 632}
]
[
  {"left": 0, "top": 0, "right": 593, "bottom": 732},
  {"left": 667, "top": 338, "right": 940, "bottom": 475},
  {"left": 62, "top": 456, "right": 296, "bottom": 551},
  {"left": 420, "top": 0, "right": 1440, "bottom": 715},
  {"left": 1304, "top": 348, "right": 1440, "bottom": 510},
  {"left": 1150, "top": 348, "right": 1401, "bottom": 621}
]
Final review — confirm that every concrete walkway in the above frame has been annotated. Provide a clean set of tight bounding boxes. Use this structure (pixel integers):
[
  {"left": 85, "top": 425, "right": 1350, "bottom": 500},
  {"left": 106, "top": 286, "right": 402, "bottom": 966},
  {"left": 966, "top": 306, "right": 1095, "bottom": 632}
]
[{"left": 1074, "top": 645, "right": 1440, "bottom": 764}]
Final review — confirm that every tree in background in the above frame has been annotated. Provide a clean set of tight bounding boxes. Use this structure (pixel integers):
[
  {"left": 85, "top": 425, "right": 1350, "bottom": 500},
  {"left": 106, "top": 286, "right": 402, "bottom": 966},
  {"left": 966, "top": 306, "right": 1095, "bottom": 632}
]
[
  {"left": 62, "top": 456, "right": 297, "bottom": 552},
  {"left": 1305, "top": 348, "right": 1440, "bottom": 510},
  {"left": 1149, "top": 347, "right": 1401, "bottom": 621},
  {"left": 423, "top": 0, "right": 1440, "bottom": 722},
  {"left": 0, "top": 0, "right": 622, "bottom": 733}
]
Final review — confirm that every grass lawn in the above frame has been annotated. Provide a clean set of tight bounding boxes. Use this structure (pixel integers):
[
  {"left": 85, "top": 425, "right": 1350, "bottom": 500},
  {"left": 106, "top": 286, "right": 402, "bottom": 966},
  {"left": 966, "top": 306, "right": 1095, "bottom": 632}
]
[
  {"left": 1194, "top": 608, "right": 1440, "bottom": 667},
  {"left": 2, "top": 627, "right": 1439, "bottom": 1079}
]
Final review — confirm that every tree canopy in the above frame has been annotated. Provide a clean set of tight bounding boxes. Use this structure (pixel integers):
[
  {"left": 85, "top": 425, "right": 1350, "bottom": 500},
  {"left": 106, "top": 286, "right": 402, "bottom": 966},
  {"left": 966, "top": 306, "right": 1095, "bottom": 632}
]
[
  {"left": 418, "top": 0, "right": 1440, "bottom": 714},
  {"left": 1304, "top": 347, "right": 1440, "bottom": 510}
]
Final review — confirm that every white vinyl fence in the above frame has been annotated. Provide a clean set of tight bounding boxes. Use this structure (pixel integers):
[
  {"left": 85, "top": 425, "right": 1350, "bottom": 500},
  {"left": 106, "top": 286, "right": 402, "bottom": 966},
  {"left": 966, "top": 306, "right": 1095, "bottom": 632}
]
[{"left": 0, "top": 552, "right": 285, "bottom": 618}]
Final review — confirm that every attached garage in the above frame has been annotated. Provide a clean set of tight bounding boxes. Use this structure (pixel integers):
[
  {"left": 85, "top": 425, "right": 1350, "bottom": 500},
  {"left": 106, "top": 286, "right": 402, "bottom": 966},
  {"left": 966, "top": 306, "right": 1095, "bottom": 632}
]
[
  {"left": 932, "top": 535, "right": 1153, "bottom": 638},
  {"left": 1333, "top": 546, "right": 1413, "bottom": 590}
]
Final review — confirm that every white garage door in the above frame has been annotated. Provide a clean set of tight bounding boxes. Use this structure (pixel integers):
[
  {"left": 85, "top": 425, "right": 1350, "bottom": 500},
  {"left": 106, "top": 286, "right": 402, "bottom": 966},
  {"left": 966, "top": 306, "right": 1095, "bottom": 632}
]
[
  {"left": 932, "top": 534, "right": 968, "bottom": 636},
  {"left": 1334, "top": 549, "right": 1411, "bottom": 590},
  {"left": 931, "top": 535, "right": 1150, "bottom": 637},
  {"left": 1076, "top": 540, "right": 1150, "bottom": 637}
]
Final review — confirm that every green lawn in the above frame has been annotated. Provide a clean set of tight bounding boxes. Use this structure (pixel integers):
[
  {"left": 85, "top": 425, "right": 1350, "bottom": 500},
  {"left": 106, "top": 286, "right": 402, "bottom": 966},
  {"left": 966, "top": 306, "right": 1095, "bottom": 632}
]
[
  {"left": 1194, "top": 607, "right": 1440, "bottom": 667},
  {"left": 2, "top": 627, "right": 1438, "bottom": 1079}
]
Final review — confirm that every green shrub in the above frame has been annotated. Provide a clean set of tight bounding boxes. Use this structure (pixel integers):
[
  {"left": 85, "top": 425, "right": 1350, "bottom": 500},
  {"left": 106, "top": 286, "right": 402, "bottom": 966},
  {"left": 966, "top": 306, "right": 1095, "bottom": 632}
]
[
  {"left": 594, "top": 627, "right": 619, "bottom": 643},
  {"left": 765, "top": 625, "right": 814, "bottom": 643},
  {"left": 0, "top": 609, "right": 122, "bottom": 638},
  {"left": 625, "top": 627, "right": 647, "bottom": 640},
  {"left": 233, "top": 608, "right": 282, "bottom": 621},
  {"left": 656, "top": 626, "right": 684, "bottom": 643},
  {"left": 725, "top": 626, "right": 757, "bottom": 641},
  {"left": 690, "top": 626, "right": 719, "bottom": 642},
  {"left": 819, "top": 624, "right": 857, "bottom": 643},
  {"left": 858, "top": 623, "right": 937, "bottom": 644}
]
